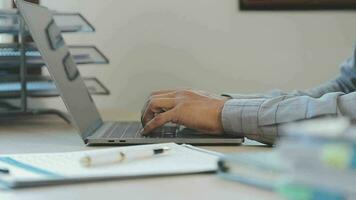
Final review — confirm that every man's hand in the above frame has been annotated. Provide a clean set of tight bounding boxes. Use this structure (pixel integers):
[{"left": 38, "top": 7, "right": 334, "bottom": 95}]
[{"left": 140, "top": 89, "right": 230, "bottom": 135}]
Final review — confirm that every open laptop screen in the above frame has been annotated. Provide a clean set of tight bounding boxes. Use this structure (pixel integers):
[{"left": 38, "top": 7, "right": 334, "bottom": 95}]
[{"left": 16, "top": 0, "right": 103, "bottom": 139}]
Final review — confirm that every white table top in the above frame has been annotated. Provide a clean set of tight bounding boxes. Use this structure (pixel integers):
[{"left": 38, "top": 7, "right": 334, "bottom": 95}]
[{"left": 0, "top": 112, "right": 282, "bottom": 200}]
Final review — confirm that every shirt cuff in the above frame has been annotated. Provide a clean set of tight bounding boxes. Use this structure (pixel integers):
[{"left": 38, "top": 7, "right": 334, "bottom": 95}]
[
  {"left": 221, "top": 90, "right": 286, "bottom": 99},
  {"left": 221, "top": 98, "right": 265, "bottom": 137}
]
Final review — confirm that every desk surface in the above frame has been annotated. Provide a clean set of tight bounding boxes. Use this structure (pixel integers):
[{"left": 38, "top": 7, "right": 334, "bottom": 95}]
[{"left": 0, "top": 111, "right": 282, "bottom": 200}]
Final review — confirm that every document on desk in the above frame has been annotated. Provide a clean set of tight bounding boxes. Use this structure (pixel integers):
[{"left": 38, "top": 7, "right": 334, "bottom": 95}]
[{"left": 0, "top": 143, "right": 221, "bottom": 189}]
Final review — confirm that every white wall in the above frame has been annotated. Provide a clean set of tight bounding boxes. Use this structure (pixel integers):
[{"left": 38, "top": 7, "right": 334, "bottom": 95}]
[{"left": 41, "top": 0, "right": 356, "bottom": 112}]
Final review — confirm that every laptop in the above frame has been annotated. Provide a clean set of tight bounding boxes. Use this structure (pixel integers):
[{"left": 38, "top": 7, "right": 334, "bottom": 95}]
[{"left": 15, "top": 0, "right": 244, "bottom": 145}]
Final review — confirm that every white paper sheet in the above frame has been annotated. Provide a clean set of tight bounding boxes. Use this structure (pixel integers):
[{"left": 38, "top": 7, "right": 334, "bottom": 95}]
[{"left": 0, "top": 143, "right": 219, "bottom": 188}]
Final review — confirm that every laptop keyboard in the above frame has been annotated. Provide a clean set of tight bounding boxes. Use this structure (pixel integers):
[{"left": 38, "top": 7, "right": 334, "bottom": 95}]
[
  {"left": 106, "top": 122, "right": 179, "bottom": 139},
  {"left": 146, "top": 125, "right": 179, "bottom": 138}
]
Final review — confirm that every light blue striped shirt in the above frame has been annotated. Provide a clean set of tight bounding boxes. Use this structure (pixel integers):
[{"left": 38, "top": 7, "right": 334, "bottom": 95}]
[{"left": 221, "top": 46, "right": 356, "bottom": 145}]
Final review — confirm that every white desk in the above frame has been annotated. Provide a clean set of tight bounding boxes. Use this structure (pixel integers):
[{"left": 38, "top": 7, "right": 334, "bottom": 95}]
[{"left": 0, "top": 111, "right": 282, "bottom": 200}]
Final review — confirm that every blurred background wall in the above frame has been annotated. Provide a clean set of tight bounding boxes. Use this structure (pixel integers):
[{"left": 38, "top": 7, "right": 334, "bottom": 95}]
[{"left": 14, "top": 0, "right": 356, "bottom": 112}]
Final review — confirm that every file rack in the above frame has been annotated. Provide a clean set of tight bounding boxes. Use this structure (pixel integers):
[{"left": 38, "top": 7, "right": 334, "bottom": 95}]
[{"left": 0, "top": 9, "right": 109, "bottom": 123}]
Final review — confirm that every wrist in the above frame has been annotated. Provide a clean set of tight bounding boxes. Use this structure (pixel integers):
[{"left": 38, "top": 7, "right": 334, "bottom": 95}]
[{"left": 217, "top": 99, "right": 229, "bottom": 133}]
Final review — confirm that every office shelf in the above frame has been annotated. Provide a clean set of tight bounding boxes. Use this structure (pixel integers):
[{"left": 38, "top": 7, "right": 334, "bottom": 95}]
[
  {"left": 0, "top": 7, "right": 109, "bottom": 123},
  {"left": 0, "top": 75, "right": 110, "bottom": 98},
  {"left": 0, "top": 9, "right": 95, "bottom": 34},
  {"left": 0, "top": 43, "right": 109, "bottom": 68}
]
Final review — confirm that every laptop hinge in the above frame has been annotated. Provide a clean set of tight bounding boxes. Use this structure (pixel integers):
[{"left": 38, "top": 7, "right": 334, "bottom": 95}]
[{"left": 82, "top": 119, "right": 103, "bottom": 140}]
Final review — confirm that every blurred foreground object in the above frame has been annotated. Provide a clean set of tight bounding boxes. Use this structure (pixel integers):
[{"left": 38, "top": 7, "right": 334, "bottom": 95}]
[{"left": 218, "top": 117, "right": 356, "bottom": 200}]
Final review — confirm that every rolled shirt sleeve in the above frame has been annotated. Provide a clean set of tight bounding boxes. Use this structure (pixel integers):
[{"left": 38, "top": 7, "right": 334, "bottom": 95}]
[
  {"left": 221, "top": 46, "right": 356, "bottom": 145},
  {"left": 222, "top": 89, "right": 288, "bottom": 99}
]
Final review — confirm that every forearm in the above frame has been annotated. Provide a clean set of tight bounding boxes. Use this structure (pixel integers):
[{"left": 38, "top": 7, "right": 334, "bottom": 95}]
[{"left": 221, "top": 91, "right": 356, "bottom": 145}]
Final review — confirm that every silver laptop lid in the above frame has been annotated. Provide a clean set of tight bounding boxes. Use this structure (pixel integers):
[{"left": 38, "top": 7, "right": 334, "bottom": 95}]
[{"left": 15, "top": 0, "right": 103, "bottom": 140}]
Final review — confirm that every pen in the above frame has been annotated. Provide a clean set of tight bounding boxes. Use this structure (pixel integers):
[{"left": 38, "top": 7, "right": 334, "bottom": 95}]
[
  {"left": 0, "top": 167, "right": 10, "bottom": 174},
  {"left": 80, "top": 146, "right": 171, "bottom": 167}
]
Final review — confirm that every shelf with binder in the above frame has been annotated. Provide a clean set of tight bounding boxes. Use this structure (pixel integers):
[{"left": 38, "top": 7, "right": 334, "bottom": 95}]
[
  {"left": 0, "top": 75, "right": 110, "bottom": 98},
  {"left": 0, "top": 43, "right": 109, "bottom": 68},
  {"left": 0, "top": 9, "right": 95, "bottom": 34}
]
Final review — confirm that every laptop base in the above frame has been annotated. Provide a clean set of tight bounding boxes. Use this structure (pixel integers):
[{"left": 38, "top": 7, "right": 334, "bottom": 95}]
[{"left": 86, "top": 121, "right": 244, "bottom": 146}]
